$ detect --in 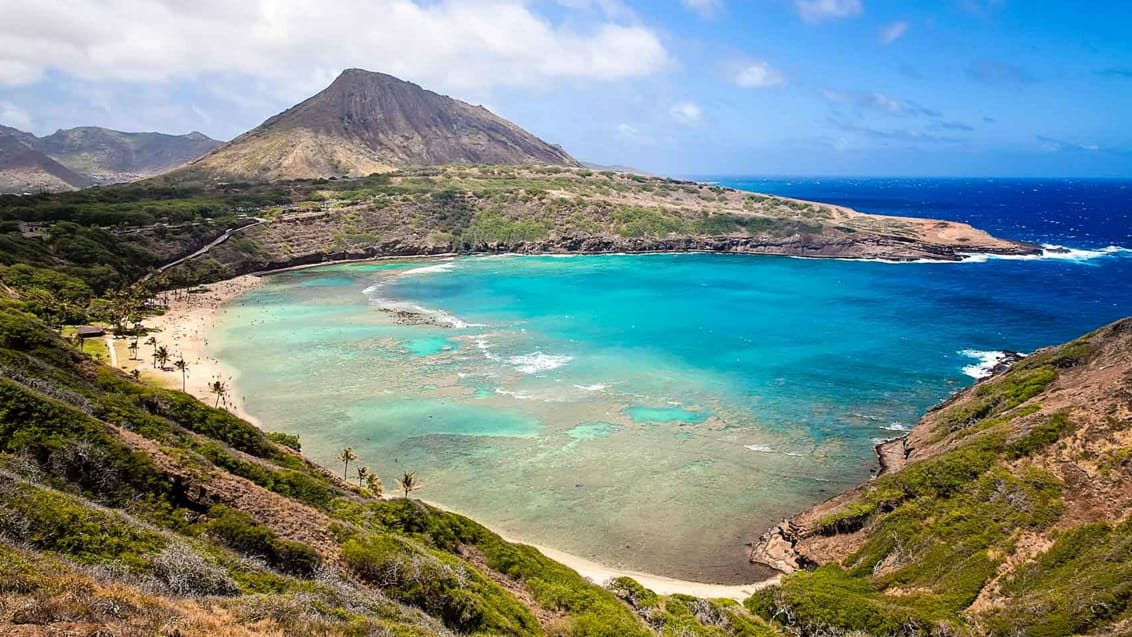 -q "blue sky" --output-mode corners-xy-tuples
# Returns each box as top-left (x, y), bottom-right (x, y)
(1, 0), (1130, 177)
